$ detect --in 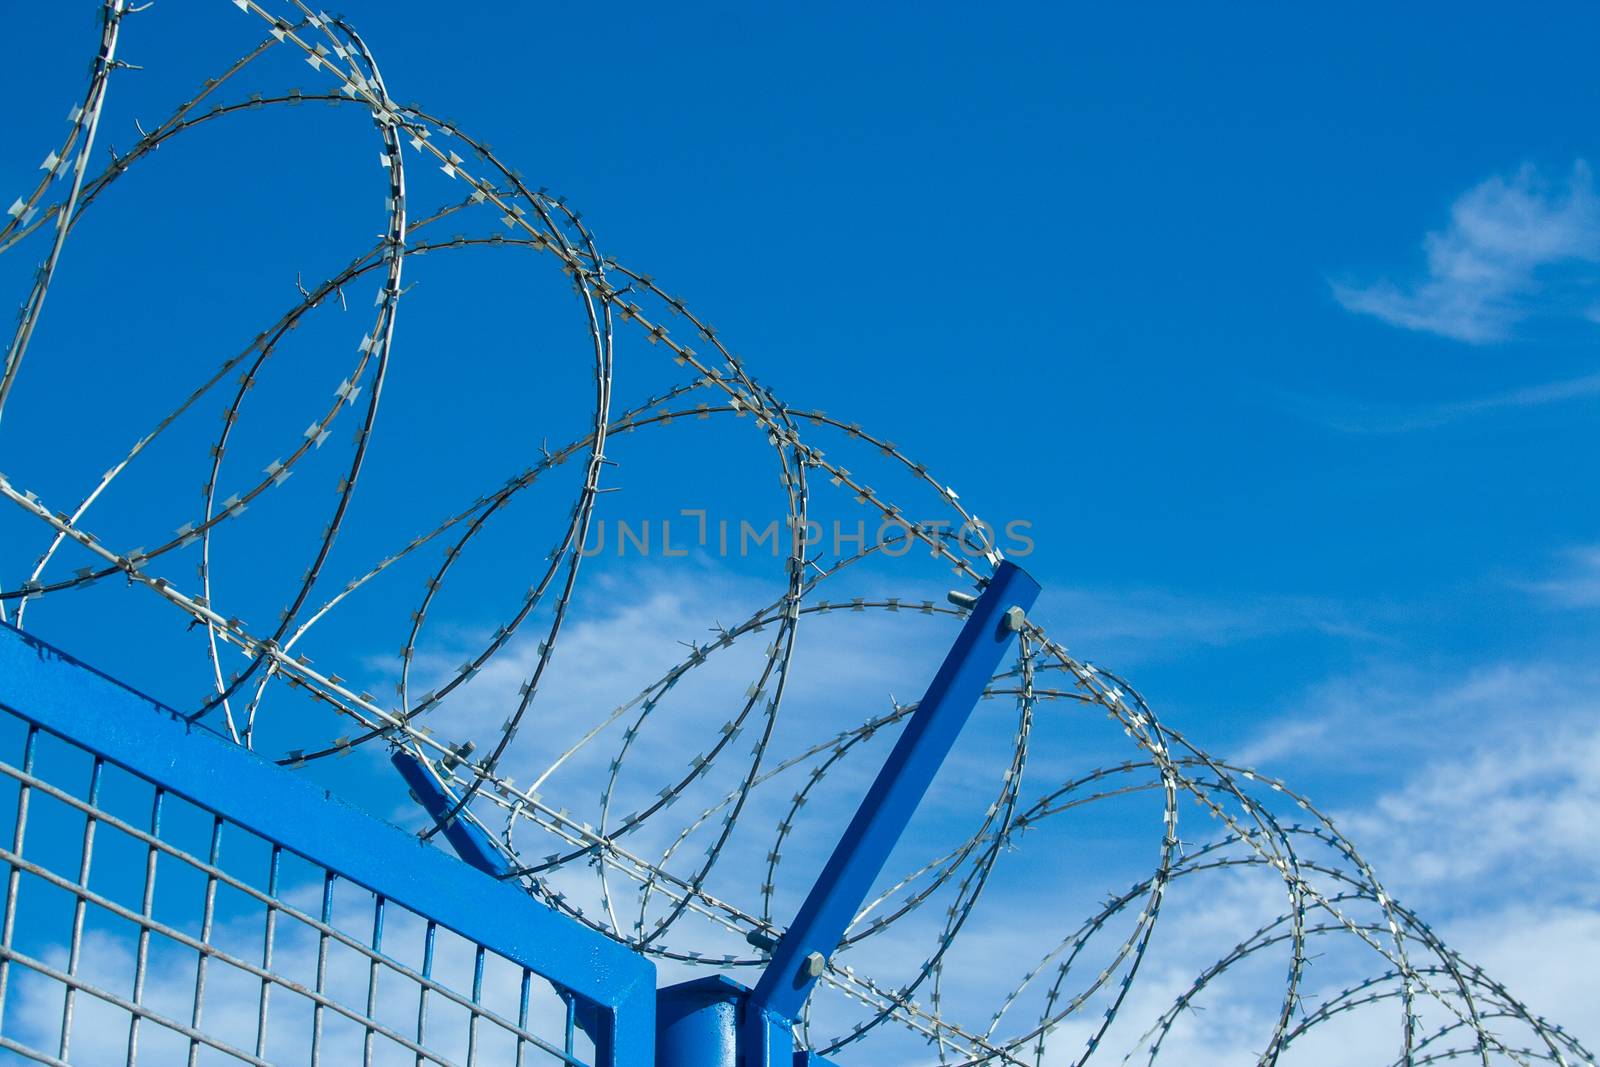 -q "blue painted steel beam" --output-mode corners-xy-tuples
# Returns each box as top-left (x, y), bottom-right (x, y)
(391, 749), (512, 877)
(744, 561), (1040, 1055)
(391, 748), (609, 1050)
(0, 623), (656, 1065)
